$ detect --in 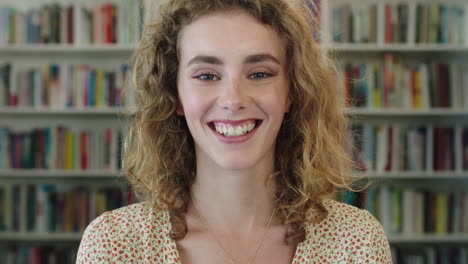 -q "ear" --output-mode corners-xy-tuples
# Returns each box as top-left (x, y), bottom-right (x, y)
(176, 103), (185, 116)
